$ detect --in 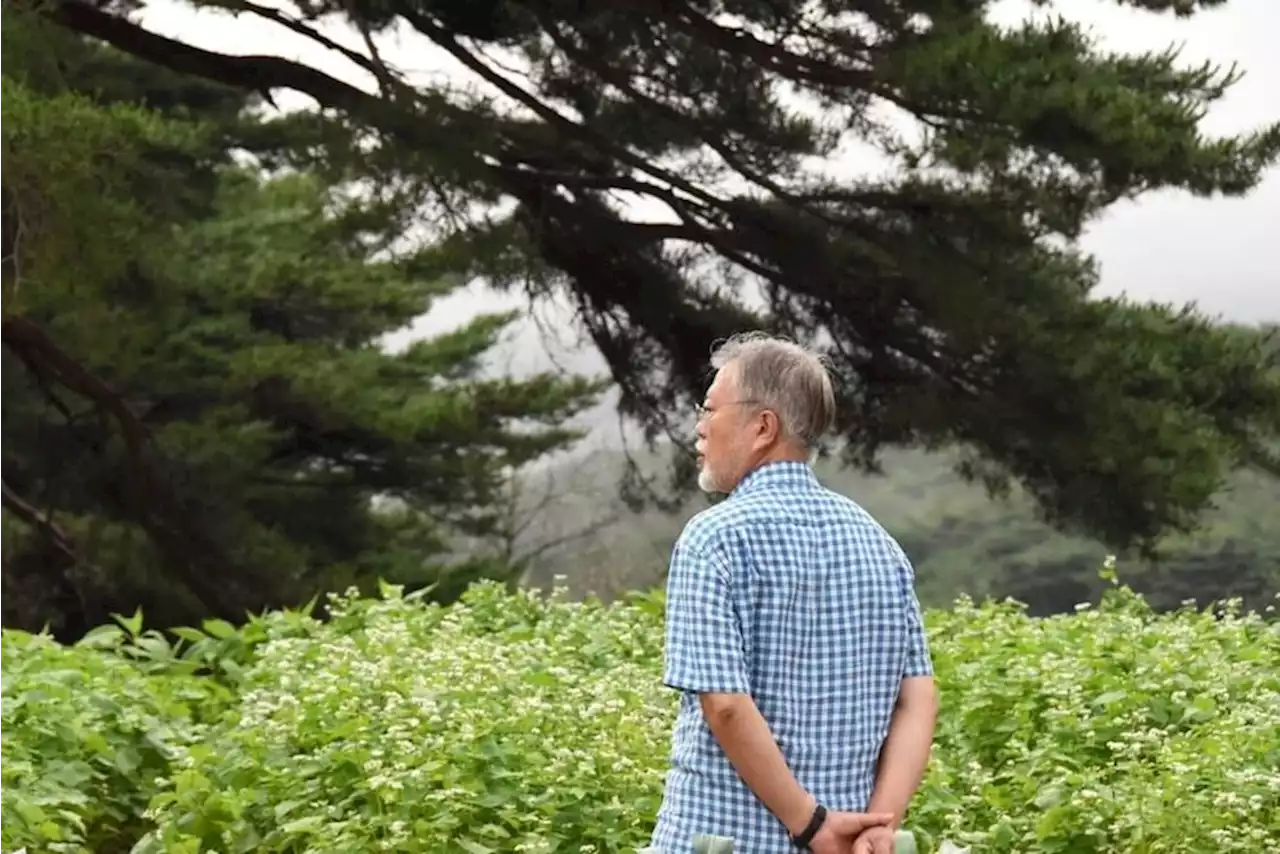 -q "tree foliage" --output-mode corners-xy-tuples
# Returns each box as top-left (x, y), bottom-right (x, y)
(28, 0), (1280, 557)
(1, 15), (604, 639)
